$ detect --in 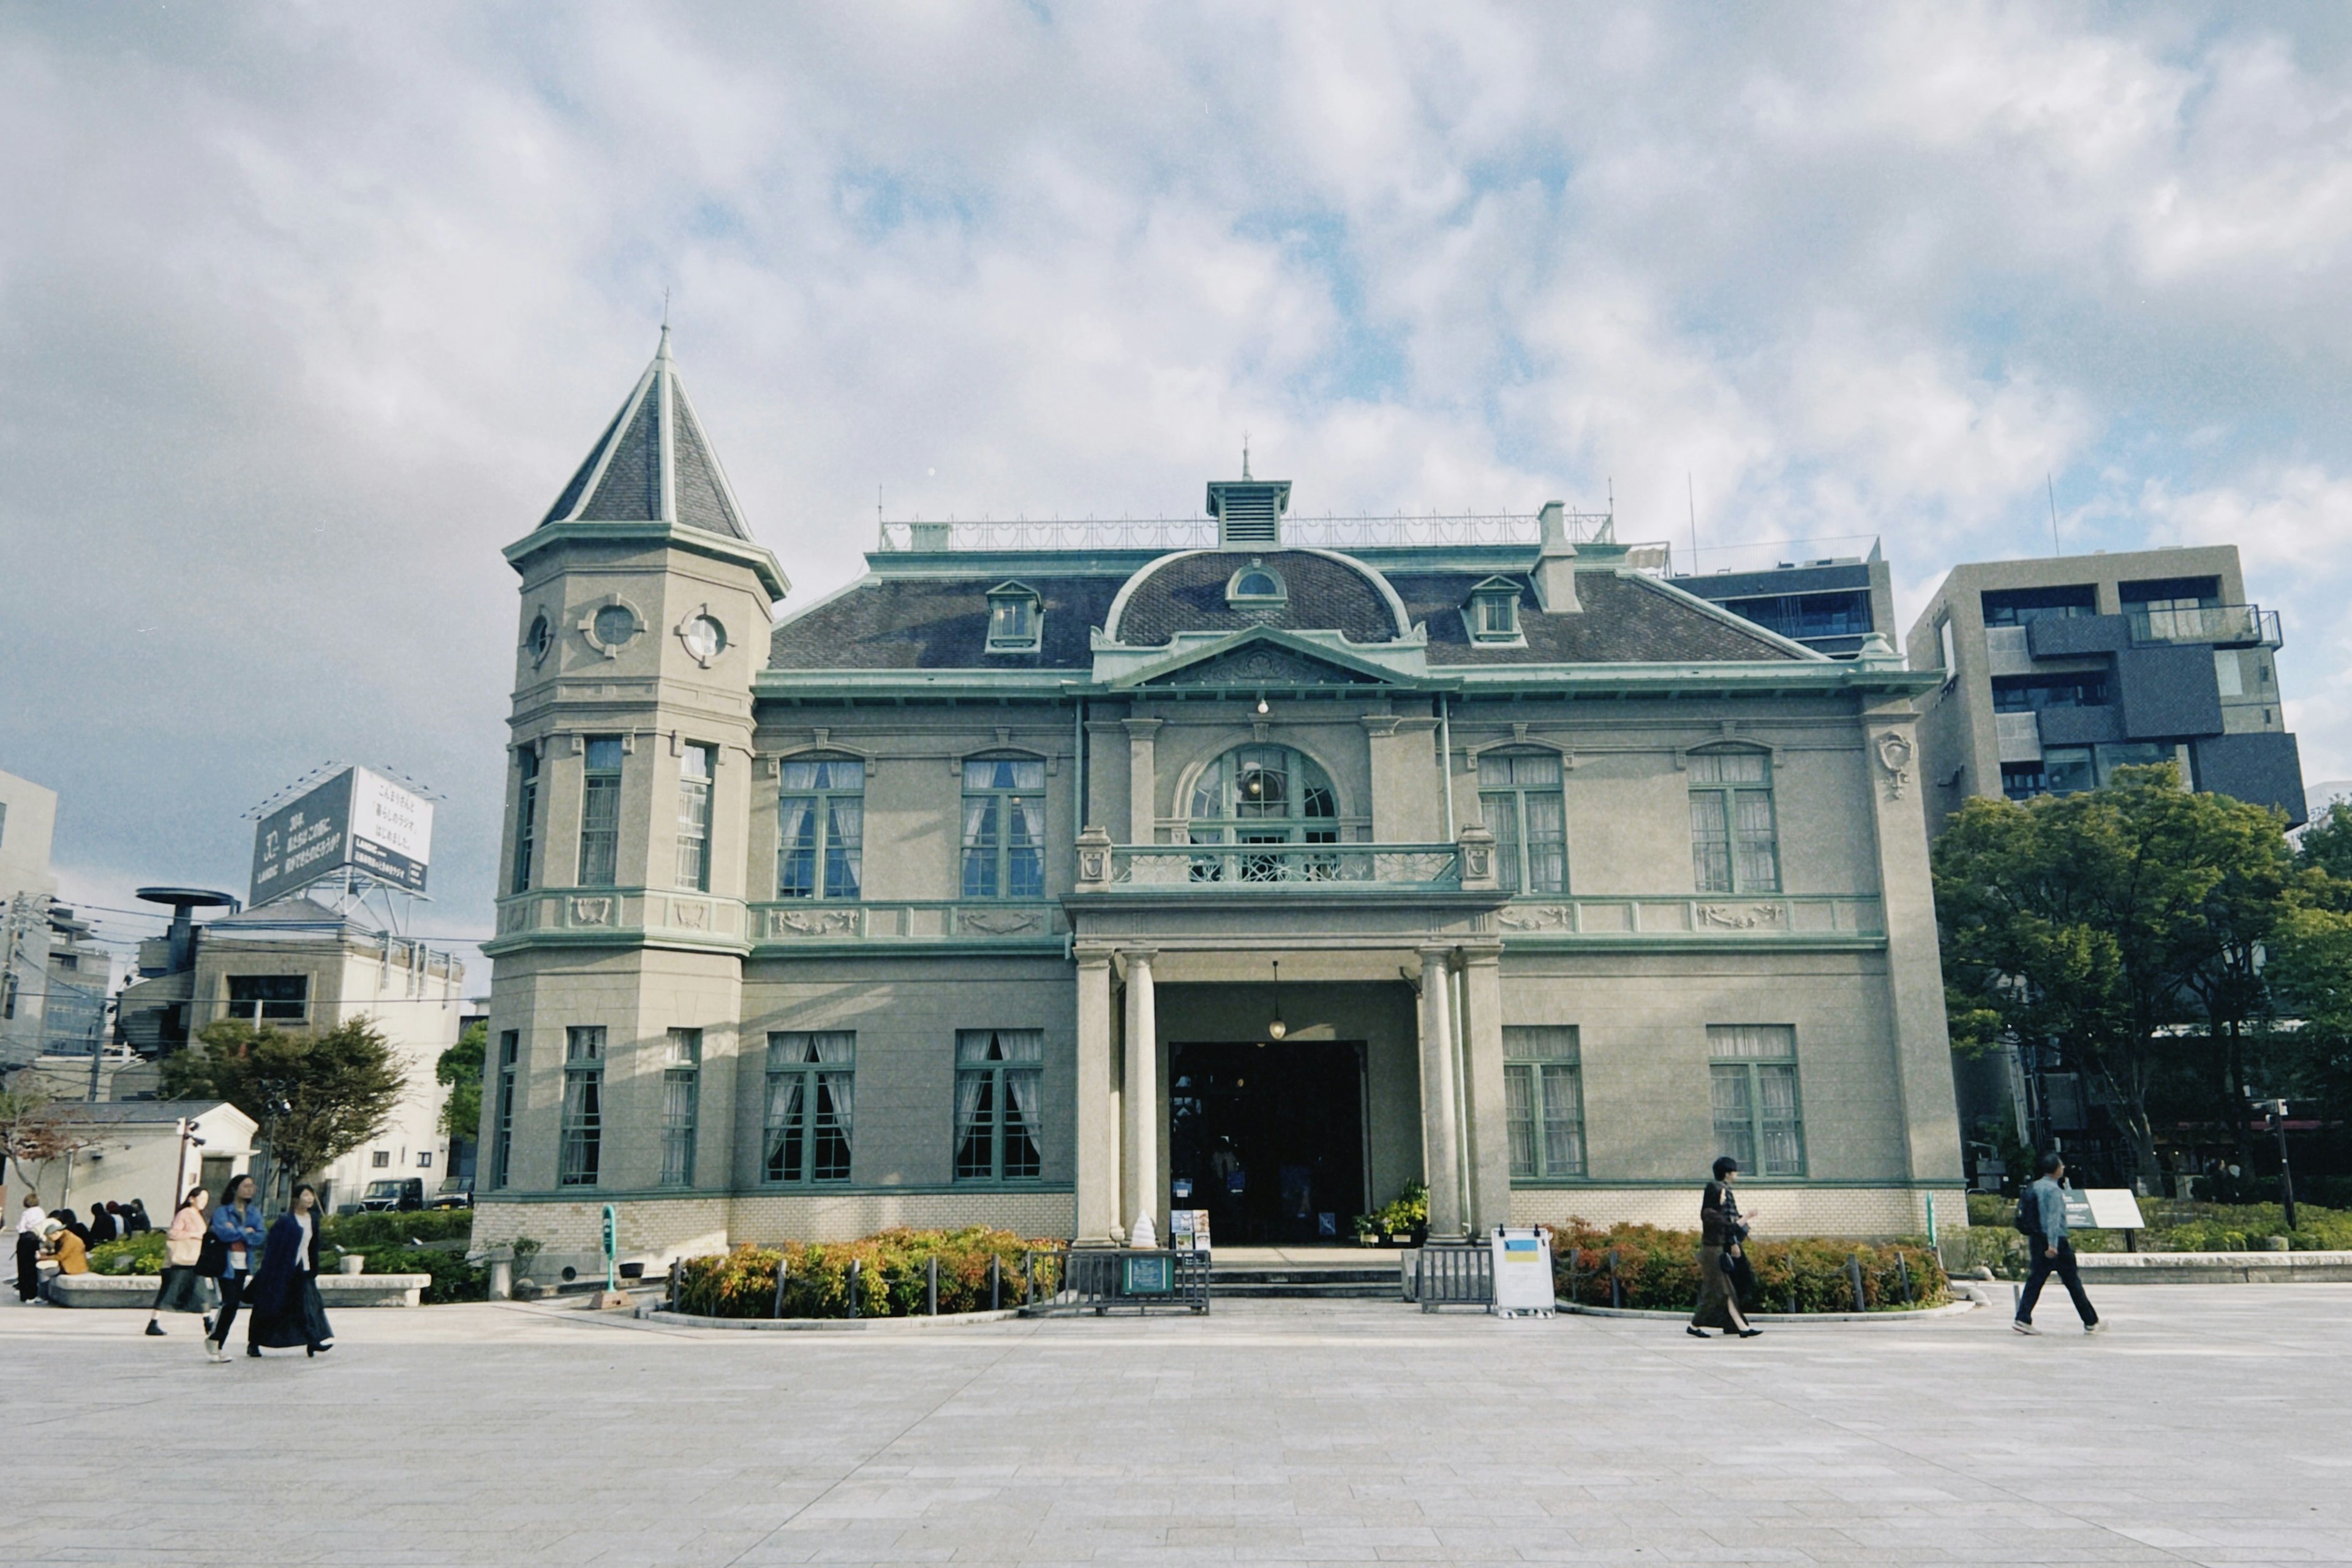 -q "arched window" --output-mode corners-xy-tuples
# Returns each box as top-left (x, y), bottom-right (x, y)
(1186, 744), (1338, 881)
(1687, 747), (1779, 894)
(778, 754), (864, 900)
(1225, 560), (1287, 607)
